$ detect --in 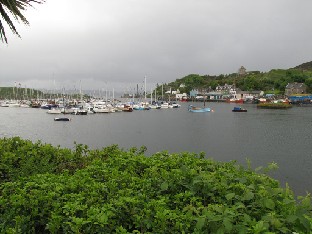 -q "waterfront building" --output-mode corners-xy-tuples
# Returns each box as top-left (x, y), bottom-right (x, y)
(285, 82), (307, 96)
